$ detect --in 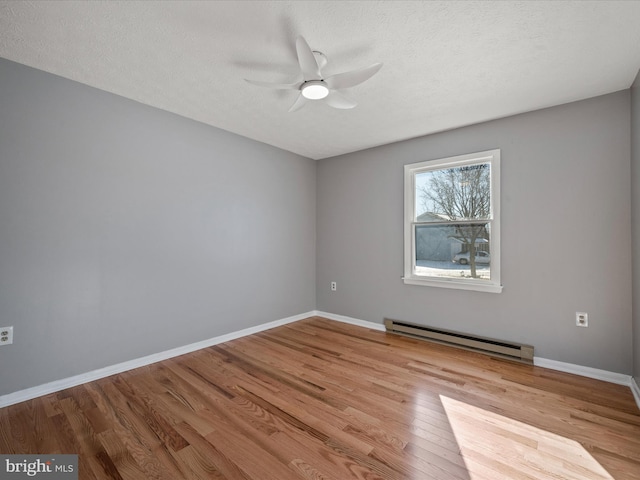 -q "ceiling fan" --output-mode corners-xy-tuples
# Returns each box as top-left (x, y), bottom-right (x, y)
(245, 36), (383, 112)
